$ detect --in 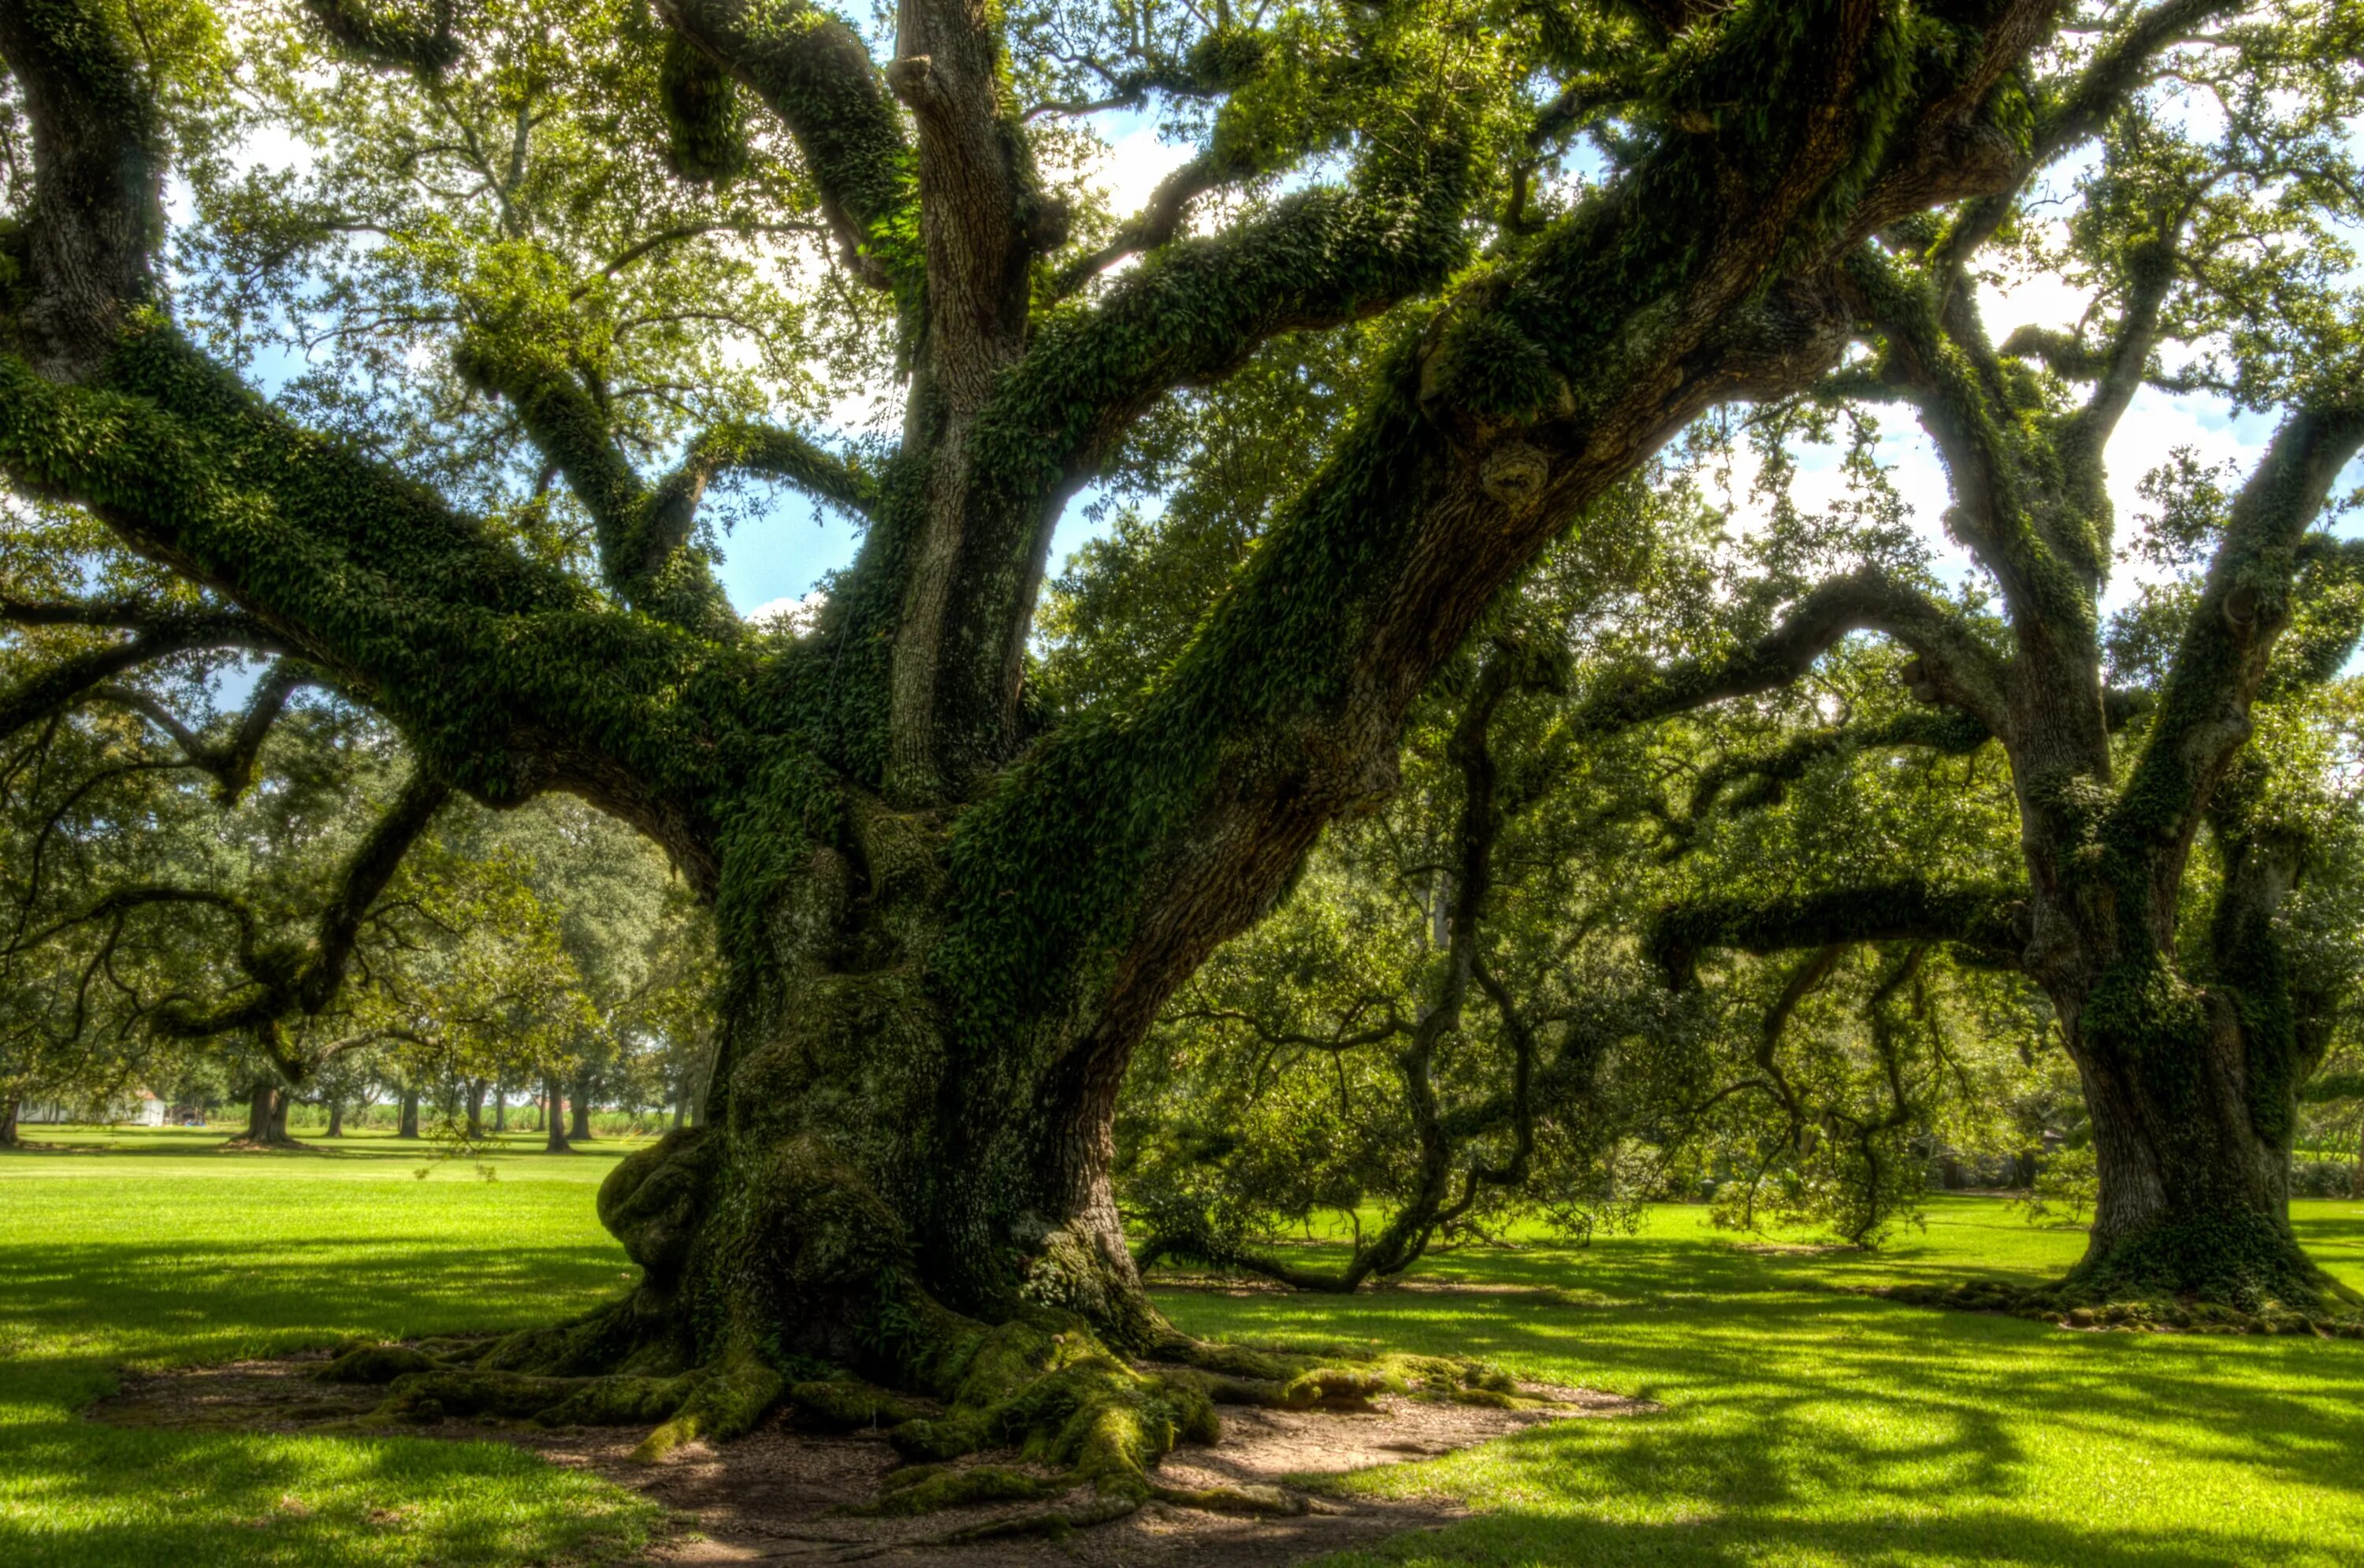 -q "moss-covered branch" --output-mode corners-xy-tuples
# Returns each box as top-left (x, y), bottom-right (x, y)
(924, 5), (2060, 1187)
(2301, 1072), (2364, 1104)
(297, 0), (463, 77)
(912, 158), (1478, 776)
(1650, 882), (2026, 988)
(451, 333), (738, 636)
(655, 0), (918, 300)
(0, 327), (741, 843)
(1842, 244), (2106, 635)
(2109, 399), (2364, 929)
(667, 421), (877, 522)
